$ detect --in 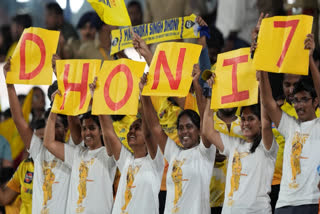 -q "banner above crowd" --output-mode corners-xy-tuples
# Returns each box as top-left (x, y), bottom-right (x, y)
(87, 0), (132, 26)
(253, 15), (313, 75)
(142, 42), (202, 97)
(211, 48), (258, 109)
(110, 14), (200, 55)
(92, 59), (145, 115)
(6, 27), (59, 85)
